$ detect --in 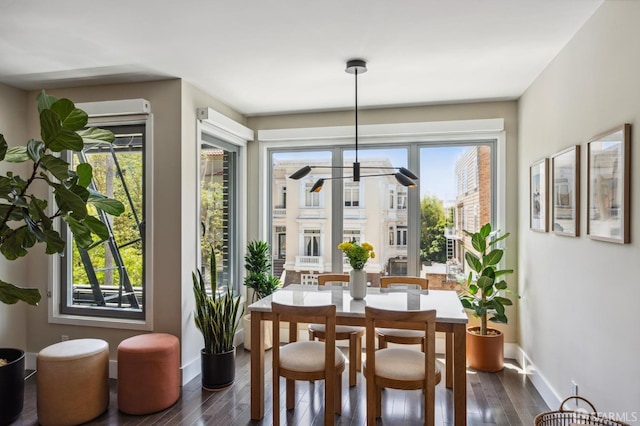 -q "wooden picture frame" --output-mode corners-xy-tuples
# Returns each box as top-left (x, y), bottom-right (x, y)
(530, 158), (548, 232)
(551, 145), (580, 237)
(586, 124), (631, 243)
